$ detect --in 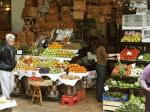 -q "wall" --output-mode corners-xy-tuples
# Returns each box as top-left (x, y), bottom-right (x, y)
(11, 0), (25, 32)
